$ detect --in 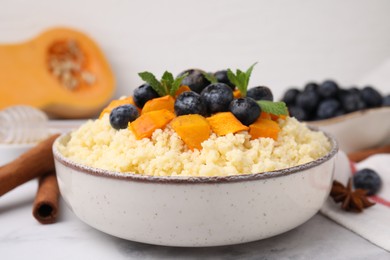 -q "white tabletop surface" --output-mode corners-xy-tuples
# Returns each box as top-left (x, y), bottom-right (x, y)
(1, 1), (390, 258)
(1, 179), (389, 260)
